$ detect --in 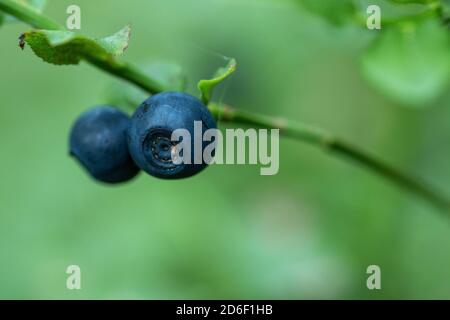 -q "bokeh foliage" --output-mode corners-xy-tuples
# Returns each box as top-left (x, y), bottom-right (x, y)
(0, 0), (449, 299)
